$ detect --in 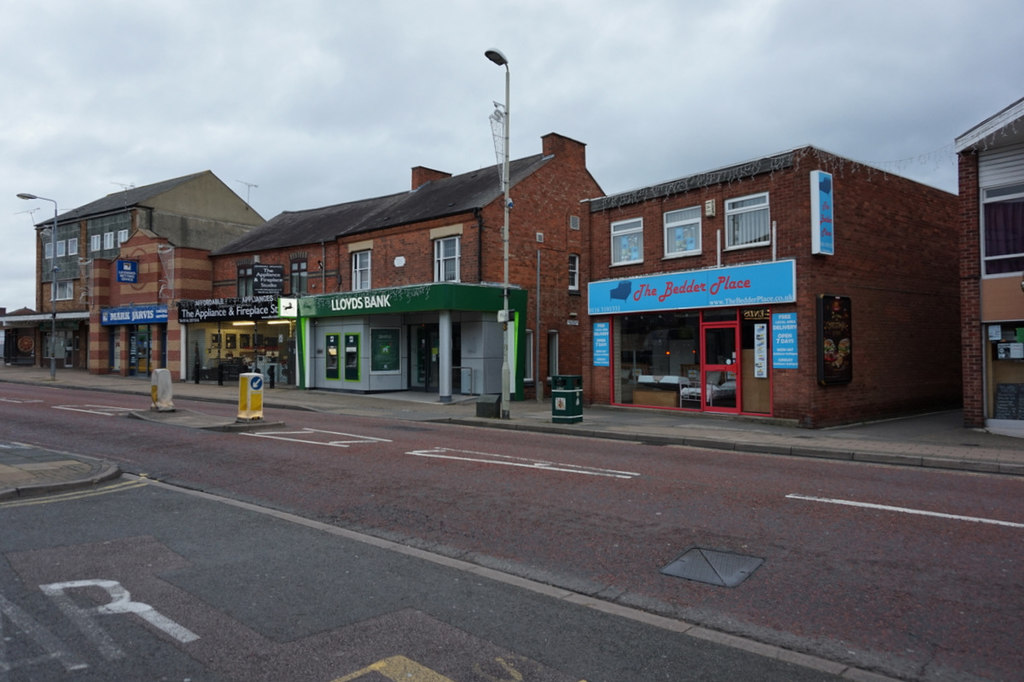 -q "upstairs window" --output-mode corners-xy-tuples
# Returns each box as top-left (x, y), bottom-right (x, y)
(237, 264), (254, 297)
(54, 280), (74, 301)
(568, 254), (580, 291)
(90, 234), (102, 254)
(67, 237), (78, 256)
(664, 206), (701, 257)
(290, 258), (308, 295)
(117, 228), (129, 246)
(352, 251), (371, 291)
(725, 193), (770, 249)
(983, 183), (1024, 275)
(434, 236), (460, 282)
(611, 218), (643, 265)
(103, 231), (115, 250)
